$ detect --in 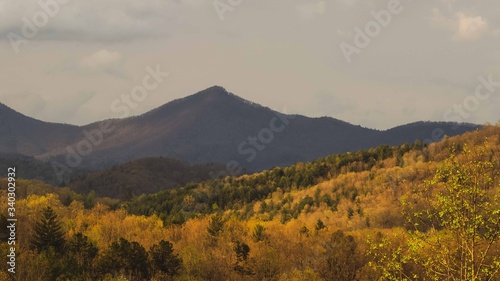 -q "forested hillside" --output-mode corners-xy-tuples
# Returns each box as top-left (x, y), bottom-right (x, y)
(1, 125), (499, 280)
(68, 157), (226, 199)
(0, 154), (87, 185)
